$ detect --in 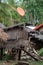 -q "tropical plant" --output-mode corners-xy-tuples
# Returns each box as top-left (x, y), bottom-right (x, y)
(0, 0), (21, 26)
(0, 0), (43, 26)
(22, 0), (43, 25)
(0, 2), (13, 26)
